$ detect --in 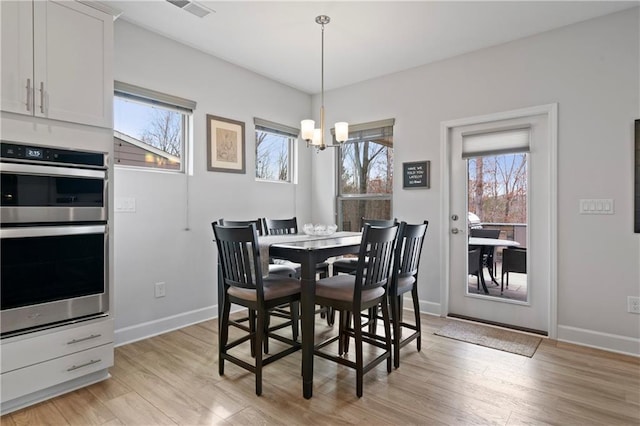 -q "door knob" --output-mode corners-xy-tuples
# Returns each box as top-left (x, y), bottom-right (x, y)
(451, 228), (462, 234)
